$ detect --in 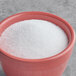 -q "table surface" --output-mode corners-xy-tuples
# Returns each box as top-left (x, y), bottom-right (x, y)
(0, 0), (76, 76)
